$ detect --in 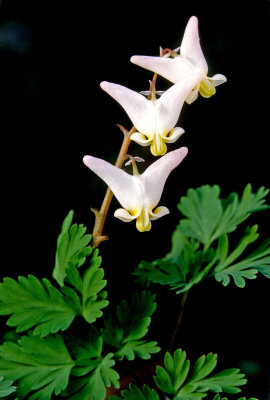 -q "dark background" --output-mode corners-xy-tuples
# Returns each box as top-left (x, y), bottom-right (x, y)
(0, 0), (269, 398)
